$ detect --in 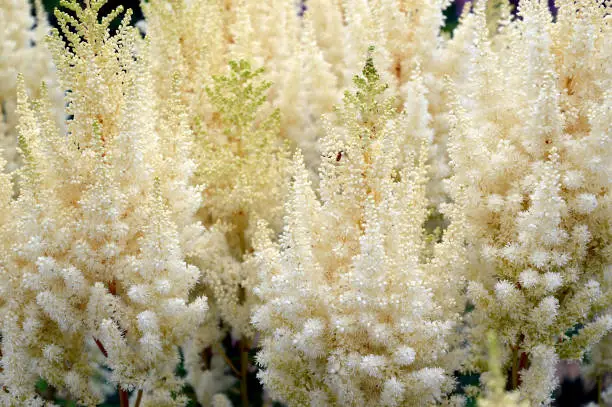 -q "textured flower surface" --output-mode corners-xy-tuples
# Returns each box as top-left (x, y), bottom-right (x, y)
(445, 0), (611, 404)
(0, 0), (62, 173)
(0, 1), (206, 404)
(252, 54), (467, 407)
(0, 0), (610, 406)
